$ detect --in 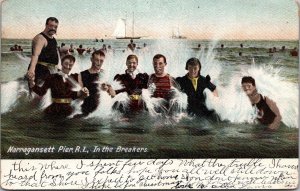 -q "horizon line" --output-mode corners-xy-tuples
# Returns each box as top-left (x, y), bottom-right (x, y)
(1, 37), (298, 41)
